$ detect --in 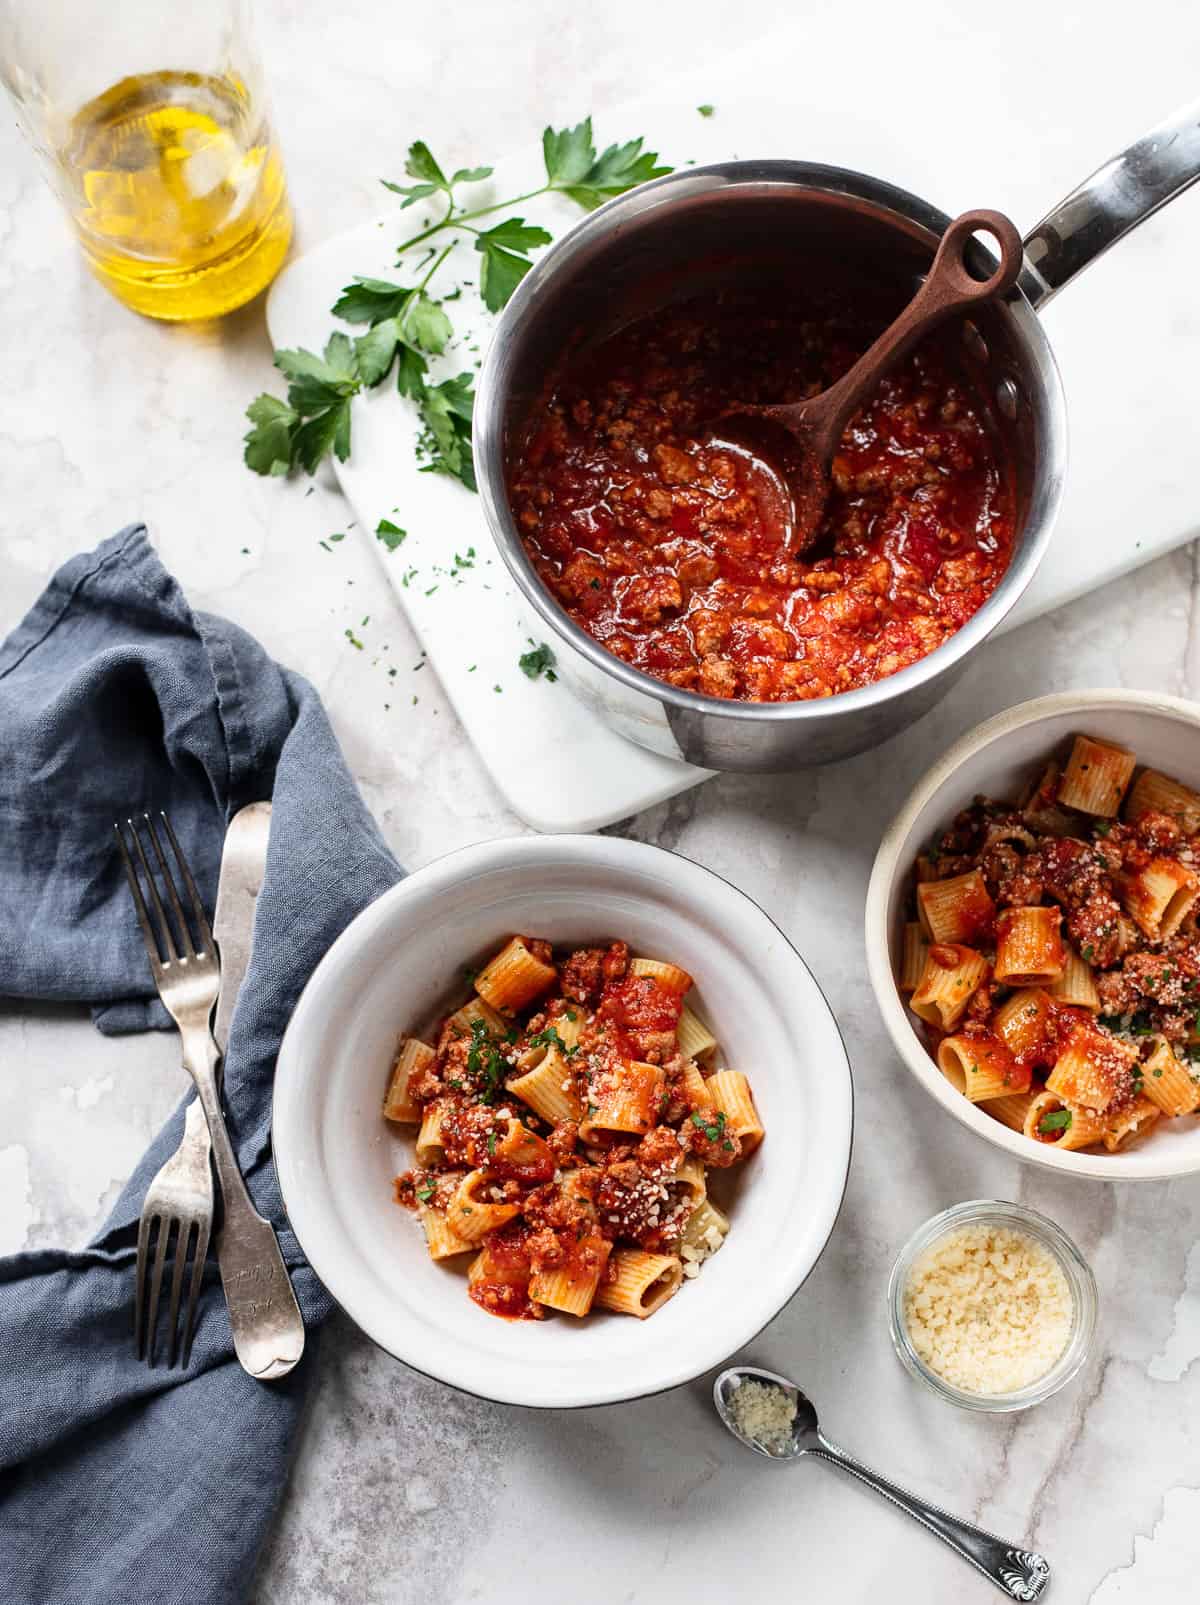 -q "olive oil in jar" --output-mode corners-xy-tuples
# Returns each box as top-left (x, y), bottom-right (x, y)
(60, 70), (291, 320)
